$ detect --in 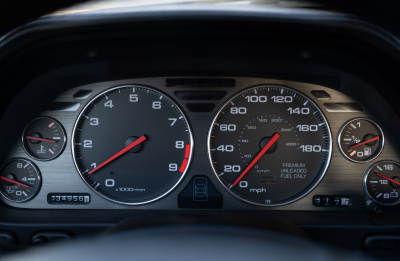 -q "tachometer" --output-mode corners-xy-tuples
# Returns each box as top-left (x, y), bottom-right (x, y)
(208, 85), (332, 206)
(72, 85), (193, 205)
